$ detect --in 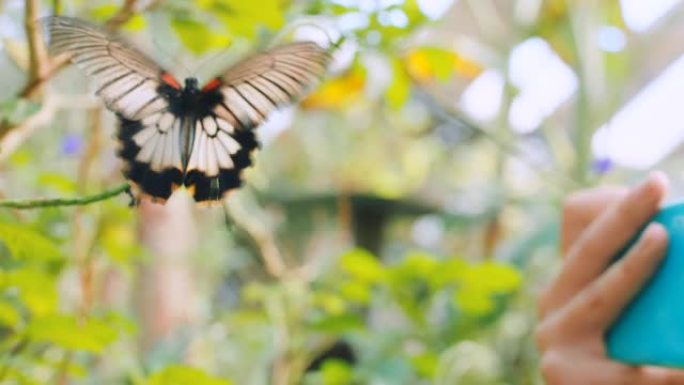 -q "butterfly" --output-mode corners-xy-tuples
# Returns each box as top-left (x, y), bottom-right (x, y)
(45, 16), (331, 203)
